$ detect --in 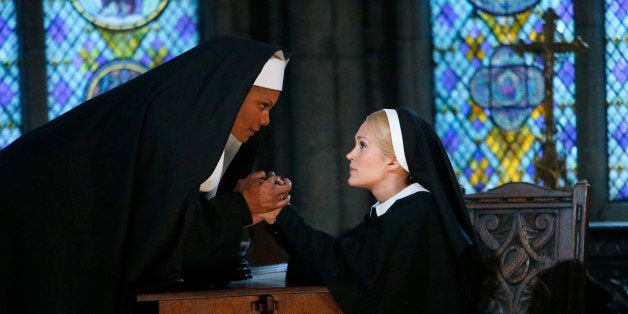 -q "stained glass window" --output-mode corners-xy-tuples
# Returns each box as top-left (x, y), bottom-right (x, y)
(44, 0), (199, 120)
(430, 0), (576, 193)
(605, 0), (628, 201)
(0, 0), (20, 148)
